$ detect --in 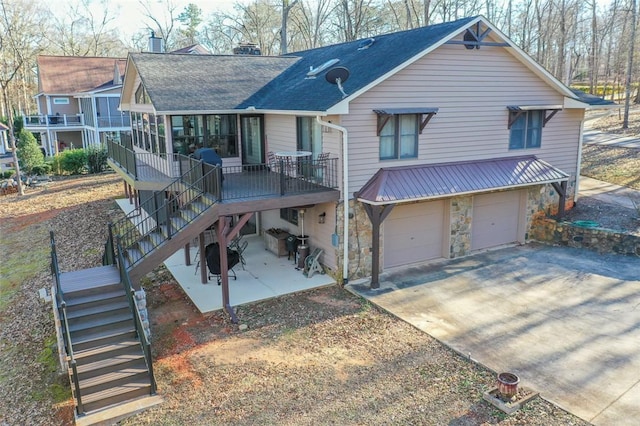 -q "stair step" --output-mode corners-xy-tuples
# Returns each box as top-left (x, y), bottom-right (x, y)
(67, 299), (130, 322)
(75, 339), (141, 366)
(126, 247), (144, 265)
(137, 239), (155, 255)
(147, 232), (165, 247)
(75, 352), (146, 381)
(70, 313), (134, 340)
(72, 327), (137, 352)
(189, 201), (209, 214)
(200, 193), (216, 205)
(65, 289), (126, 310)
(79, 363), (149, 395)
(180, 208), (198, 222)
(170, 216), (187, 231)
(81, 380), (151, 413)
(60, 265), (120, 296)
